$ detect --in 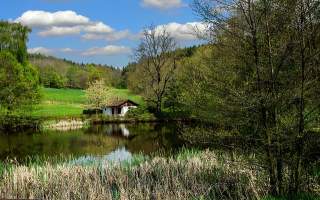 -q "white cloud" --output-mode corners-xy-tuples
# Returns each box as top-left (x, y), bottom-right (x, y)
(154, 22), (206, 40)
(82, 30), (134, 41)
(38, 26), (81, 36)
(28, 47), (54, 55)
(28, 47), (78, 55)
(60, 48), (74, 53)
(83, 22), (113, 33)
(16, 10), (90, 27)
(141, 0), (184, 9)
(28, 46), (131, 56)
(15, 10), (125, 38)
(82, 45), (132, 56)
